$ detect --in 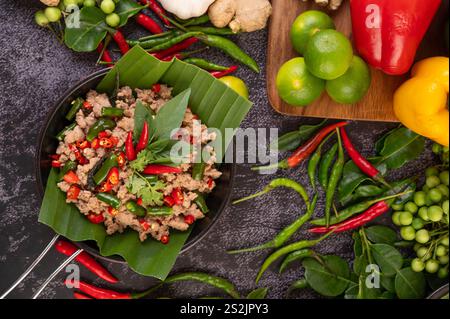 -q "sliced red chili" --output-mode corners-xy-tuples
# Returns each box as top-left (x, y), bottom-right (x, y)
(107, 167), (120, 186)
(152, 83), (161, 93)
(76, 140), (91, 150)
(98, 131), (110, 139)
(137, 198), (143, 206)
(108, 206), (118, 216)
(83, 101), (93, 110)
(51, 160), (62, 168)
(67, 185), (80, 200)
(98, 181), (113, 193)
(87, 213), (105, 224)
(207, 178), (214, 189)
(164, 196), (175, 207)
(91, 138), (100, 149)
(184, 215), (195, 225)
(160, 235), (170, 245)
(171, 188), (184, 205)
(64, 171), (79, 184)
(99, 137), (114, 148)
(117, 152), (126, 168)
(139, 219), (150, 231)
